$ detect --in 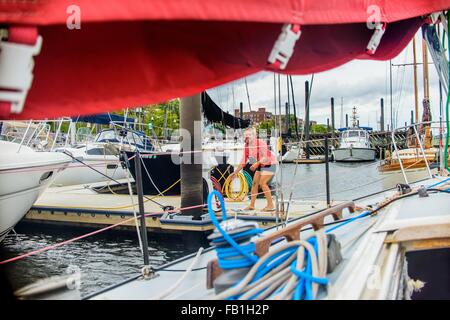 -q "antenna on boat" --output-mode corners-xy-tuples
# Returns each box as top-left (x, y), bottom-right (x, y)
(351, 106), (358, 128)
